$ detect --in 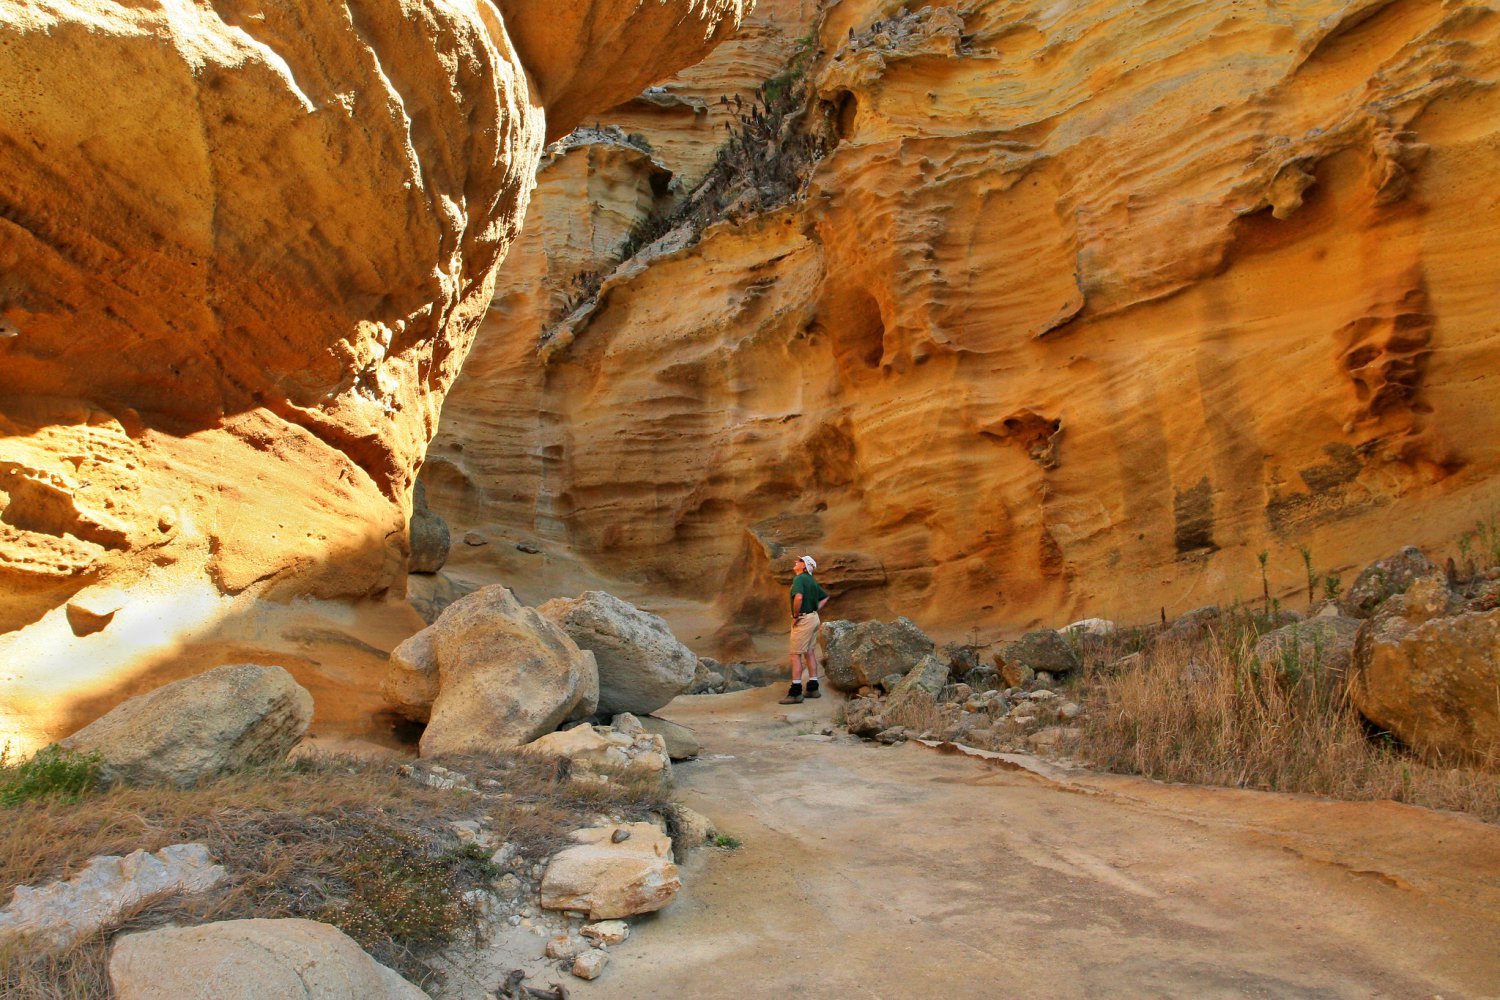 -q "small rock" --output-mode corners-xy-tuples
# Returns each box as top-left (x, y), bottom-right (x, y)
(540, 823), (680, 919)
(671, 806), (715, 849)
(462, 530), (488, 546)
(611, 828), (631, 844)
(572, 948), (609, 981)
(1058, 702), (1081, 720)
(875, 727), (908, 745)
(546, 933), (589, 960)
(611, 712), (646, 736)
(516, 540), (541, 554)
(581, 920), (630, 946)
(1063, 617), (1118, 638)
(999, 661), (1034, 689)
